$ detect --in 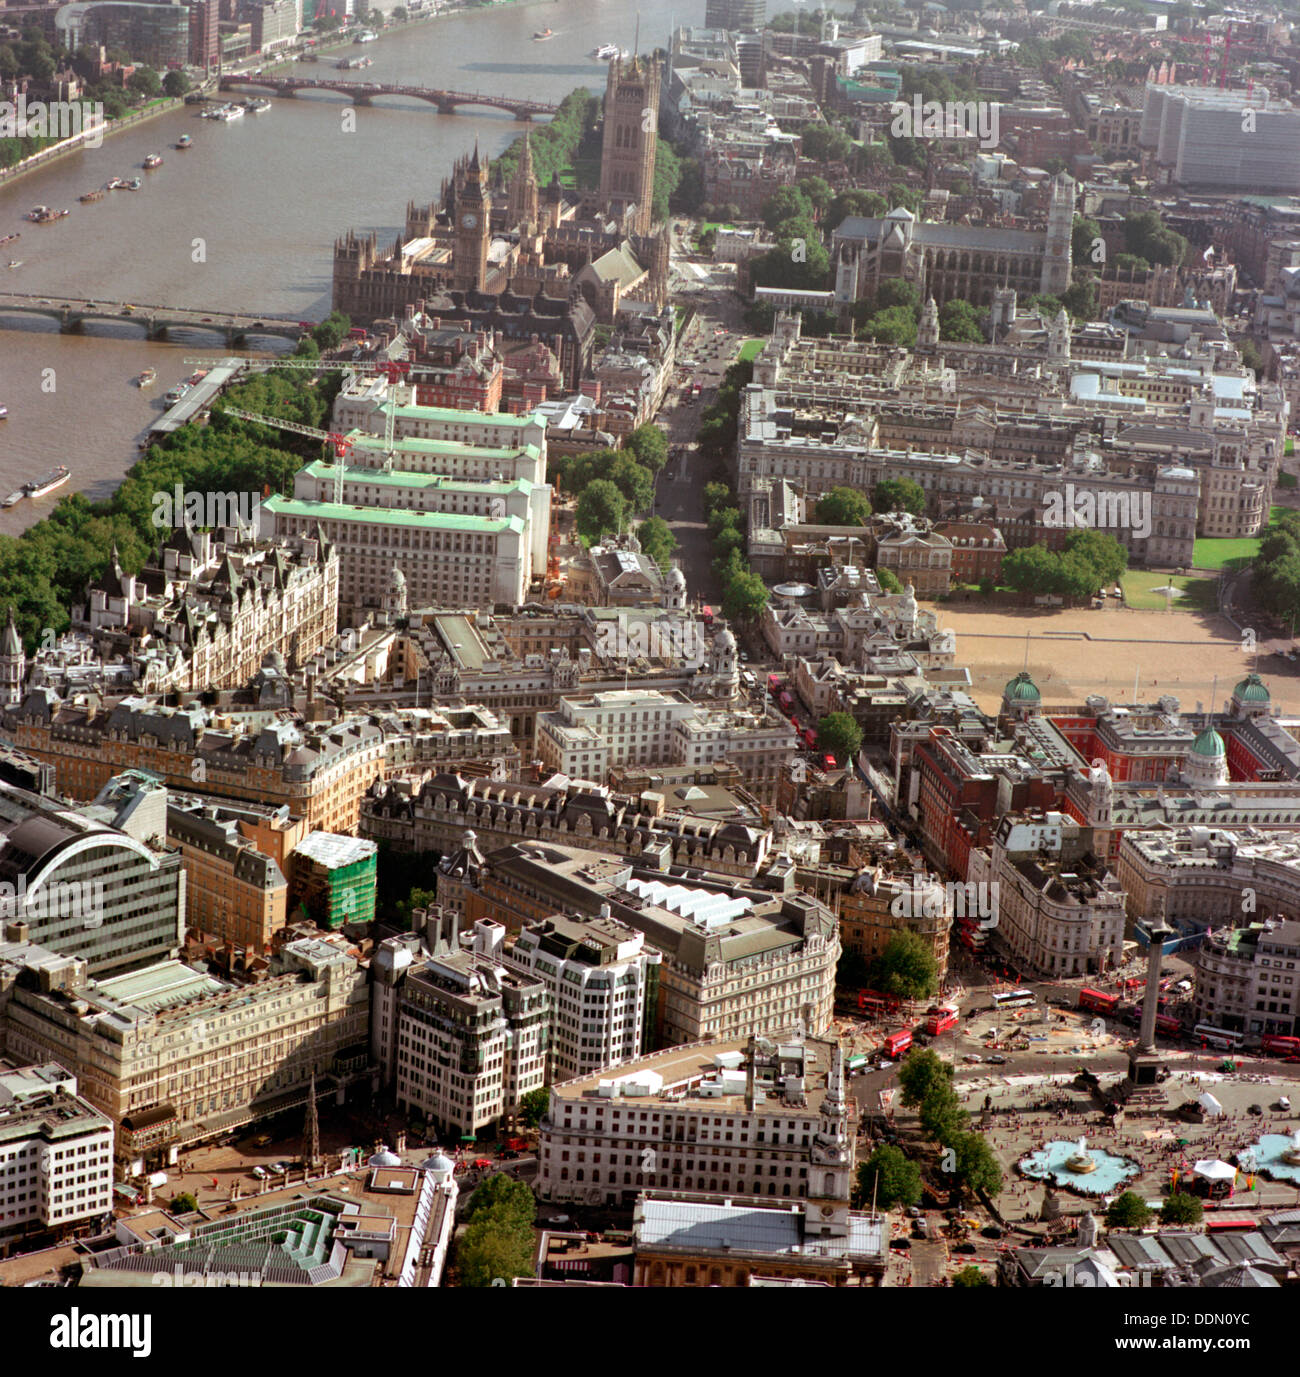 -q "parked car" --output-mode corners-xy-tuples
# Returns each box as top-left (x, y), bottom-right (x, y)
(1279, 1096), (1292, 1111)
(251, 1166), (268, 1179)
(270, 1161), (291, 1174)
(500, 1148), (520, 1160)
(987, 1054), (1008, 1065)
(963, 1053), (982, 1063)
